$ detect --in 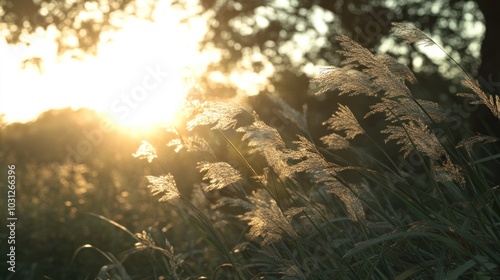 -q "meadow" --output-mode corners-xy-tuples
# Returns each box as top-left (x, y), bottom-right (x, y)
(2, 23), (500, 279)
